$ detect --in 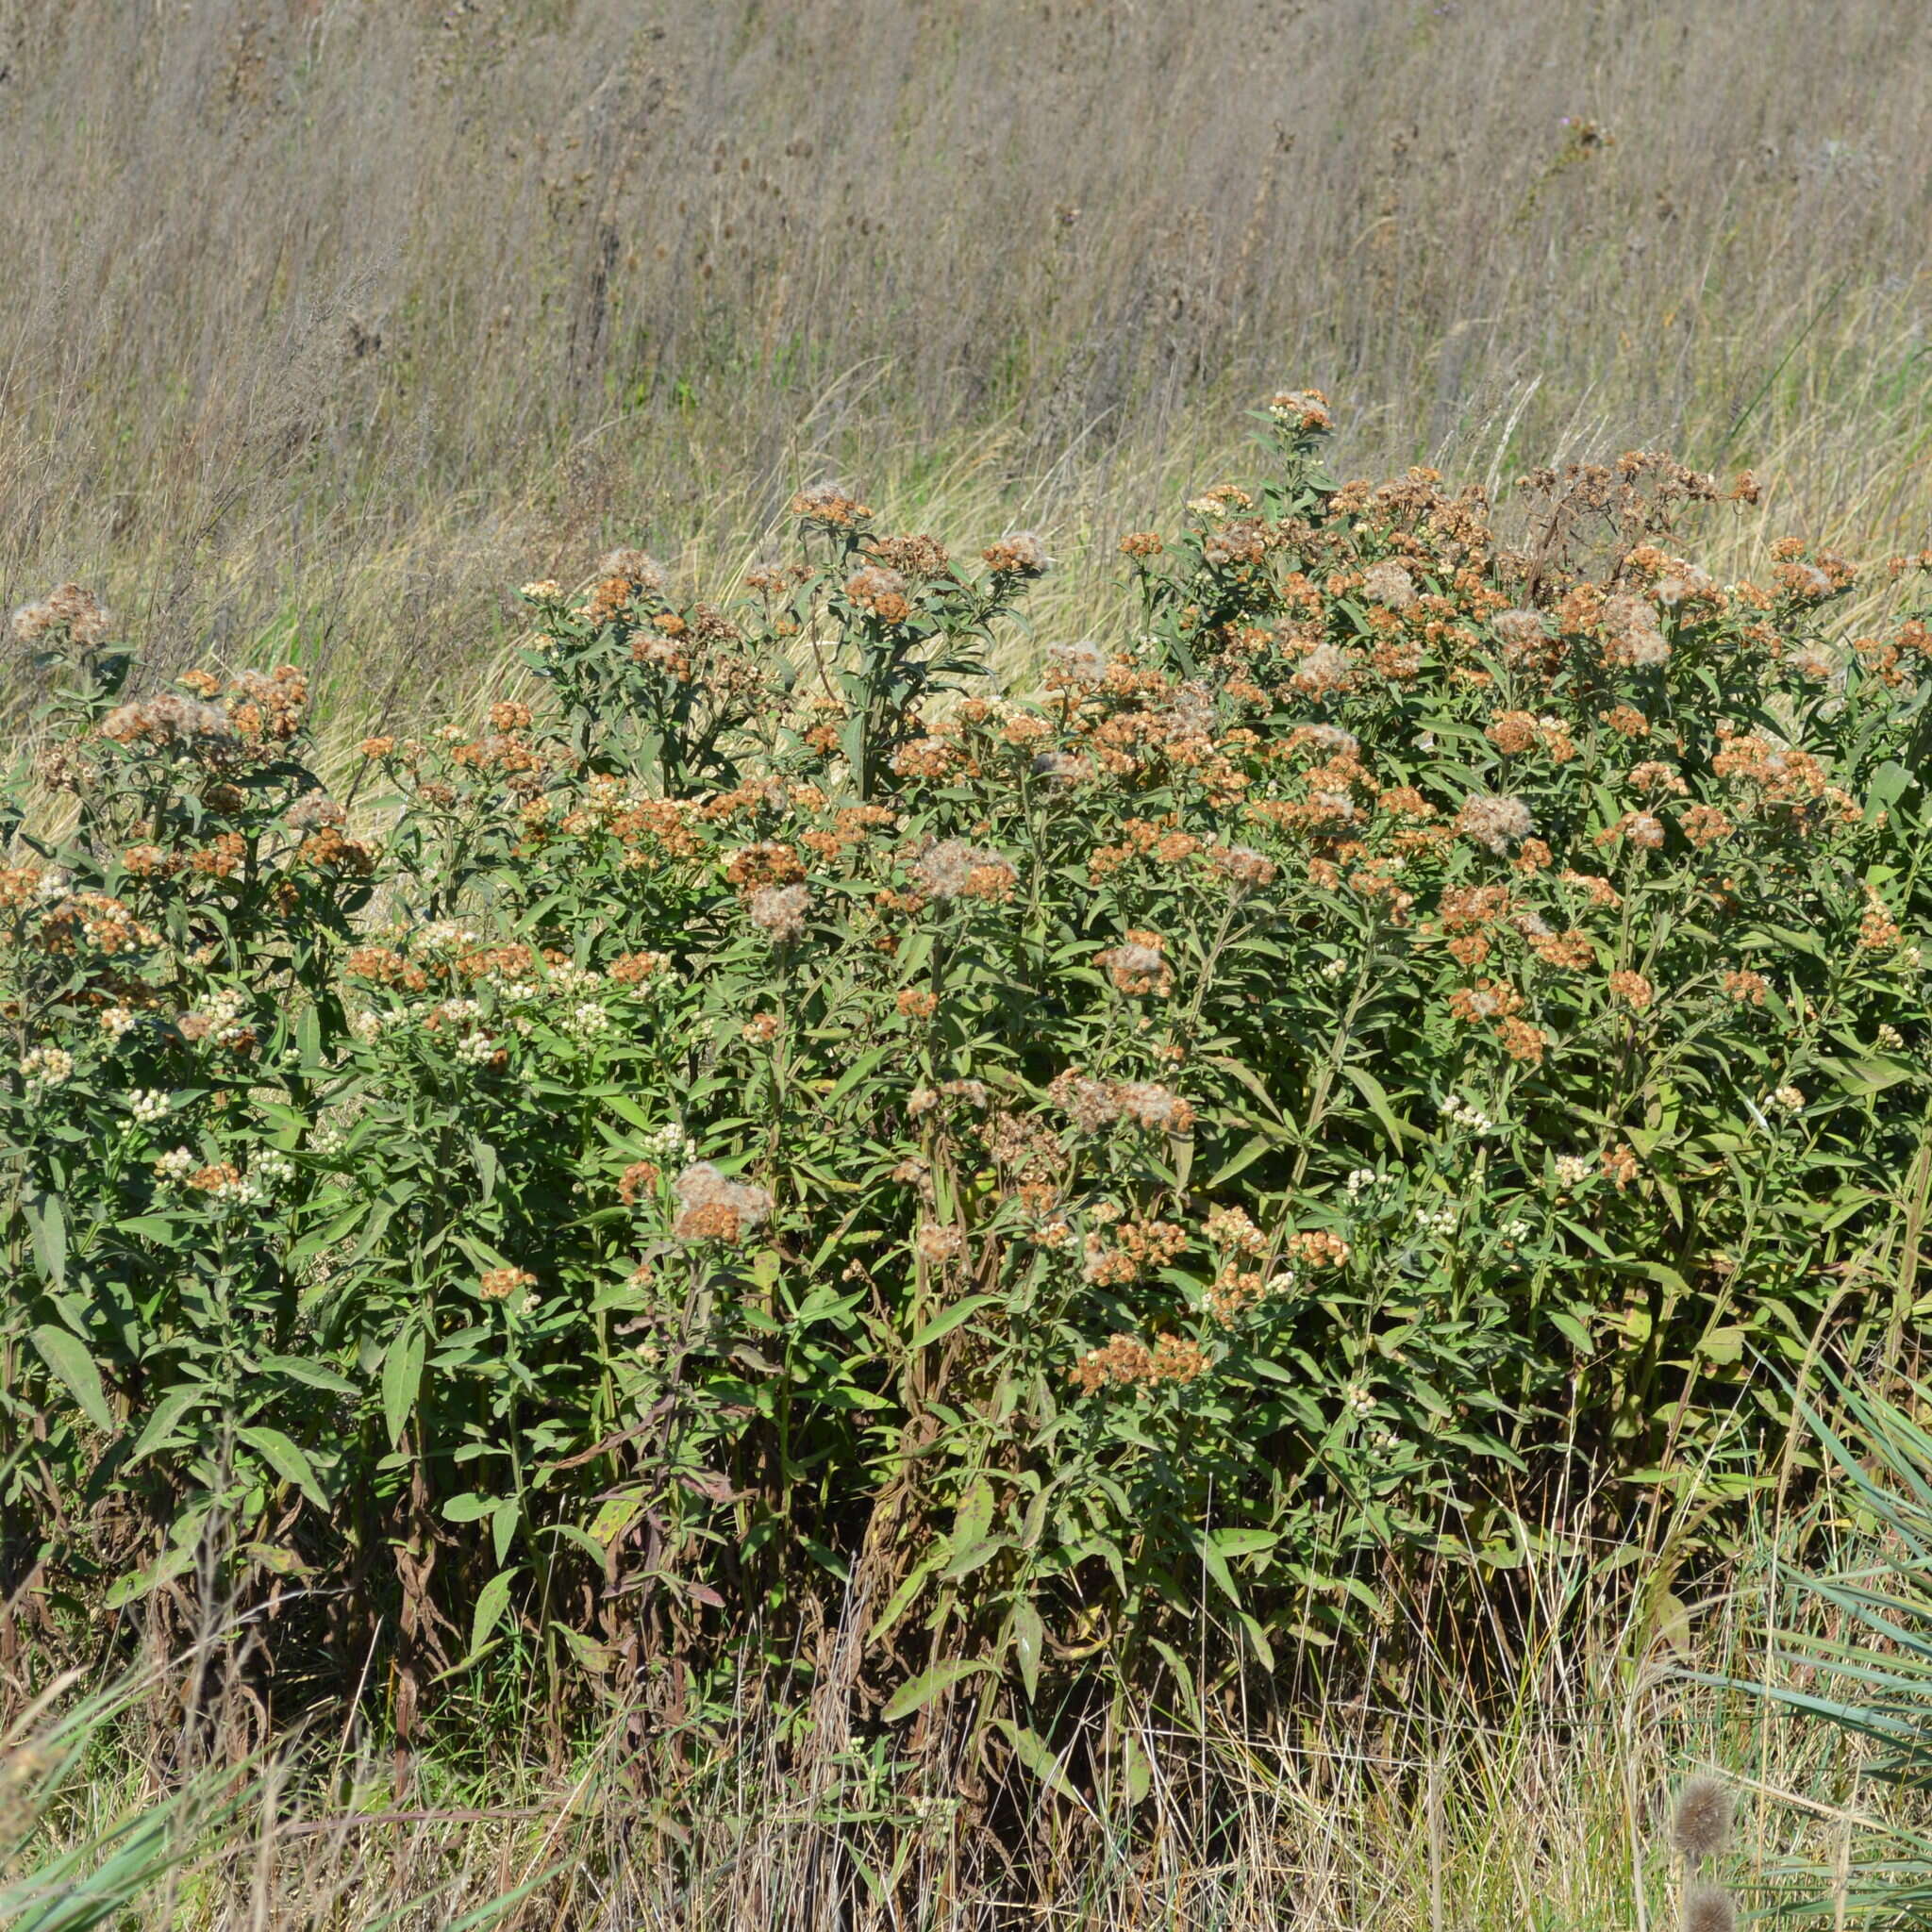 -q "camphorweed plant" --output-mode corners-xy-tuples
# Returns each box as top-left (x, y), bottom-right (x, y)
(4, 396), (1932, 1787)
